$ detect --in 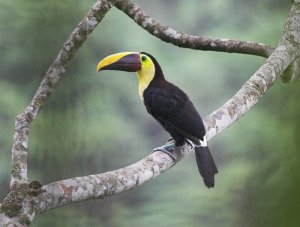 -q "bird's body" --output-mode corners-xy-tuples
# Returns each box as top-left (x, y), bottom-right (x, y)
(97, 52), (218, 188)
(144, 74), (204, 146)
